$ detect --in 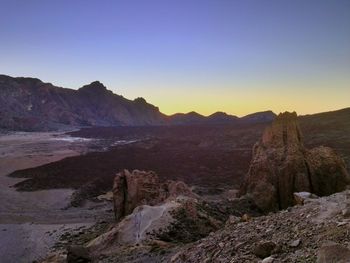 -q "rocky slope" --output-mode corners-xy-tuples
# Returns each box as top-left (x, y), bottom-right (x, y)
(240, 112), (350, 212)
(41, 187), (350, 263)
(0, 75), (164, 131)
(171, 190), (350, 263)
